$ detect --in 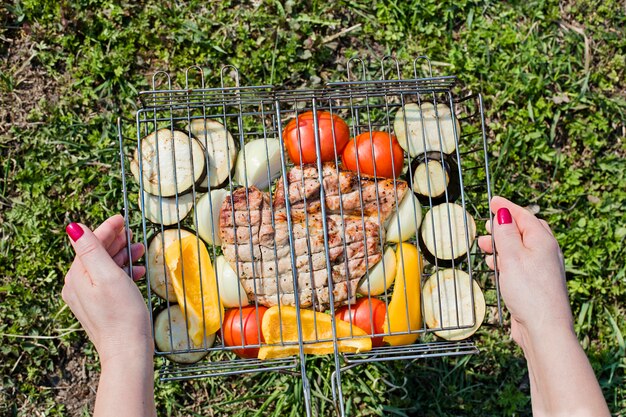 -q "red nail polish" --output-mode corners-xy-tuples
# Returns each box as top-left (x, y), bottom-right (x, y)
(497, 208), (512, 225)
(66, 223), (84, 242)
